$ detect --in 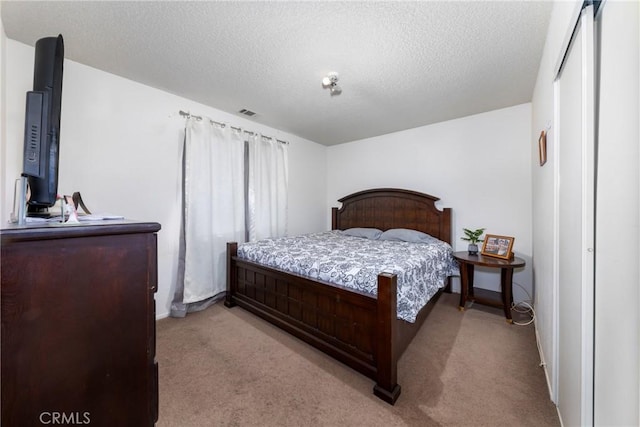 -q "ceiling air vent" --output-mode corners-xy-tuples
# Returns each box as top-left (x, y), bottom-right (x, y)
(238, 108), (257, 117)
